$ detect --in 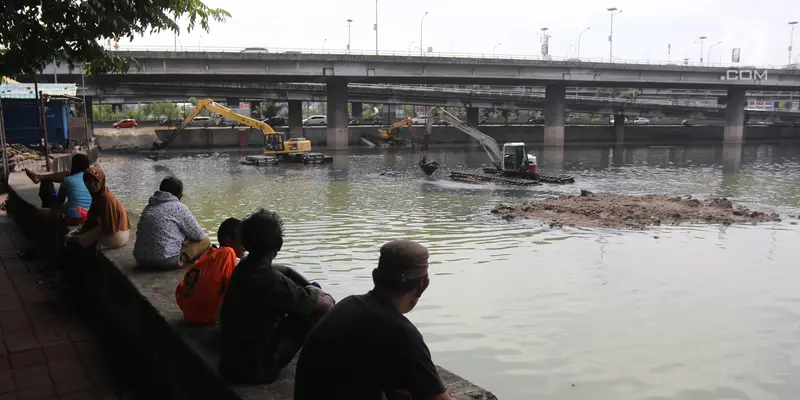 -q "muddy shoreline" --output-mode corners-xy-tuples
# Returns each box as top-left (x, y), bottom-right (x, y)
(492, 191), (782, 229)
